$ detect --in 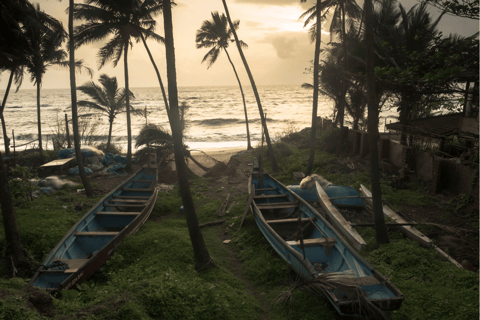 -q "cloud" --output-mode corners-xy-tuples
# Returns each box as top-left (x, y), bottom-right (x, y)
(245, 21), (263, 28)
(266, 32), (313, 60)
